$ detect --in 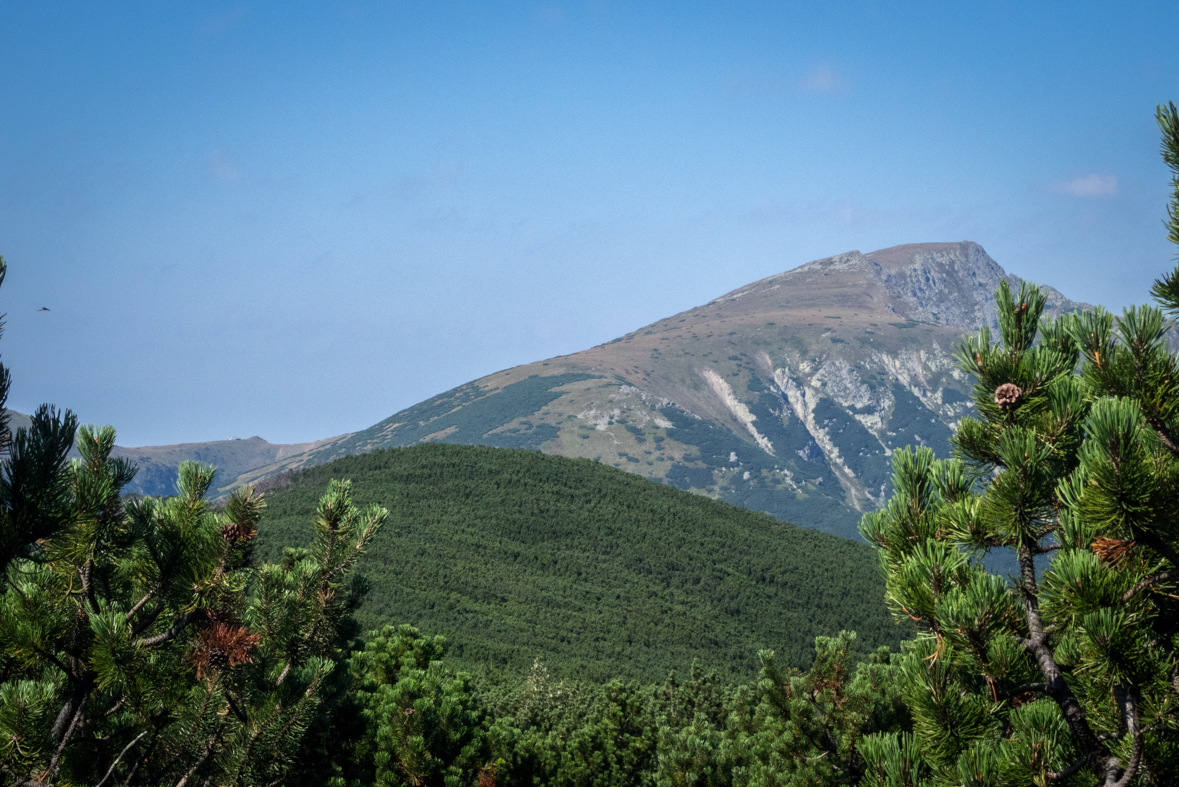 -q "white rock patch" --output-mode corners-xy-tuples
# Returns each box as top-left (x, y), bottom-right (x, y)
(700, 368), (775, 455)
(763, 354), (877, 512)
(811, 359), (873, 409)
